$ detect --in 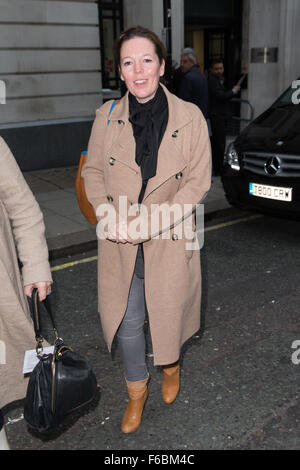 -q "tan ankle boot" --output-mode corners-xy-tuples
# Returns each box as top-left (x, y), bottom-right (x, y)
(162, 362), (180, 404)
(121, 375), (149, 433)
